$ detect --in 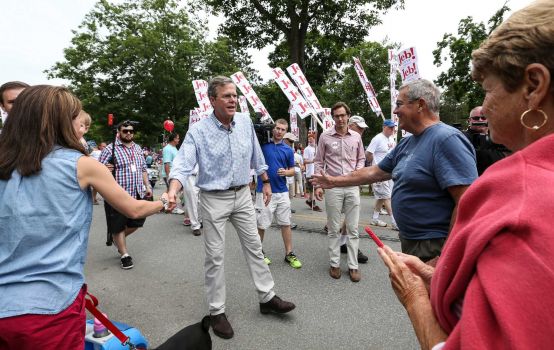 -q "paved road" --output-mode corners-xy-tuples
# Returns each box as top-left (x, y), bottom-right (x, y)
(84, 186), (419, 349)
